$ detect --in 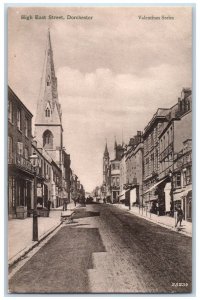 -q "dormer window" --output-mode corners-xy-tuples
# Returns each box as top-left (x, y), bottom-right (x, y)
(45, 107), (50, 117)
